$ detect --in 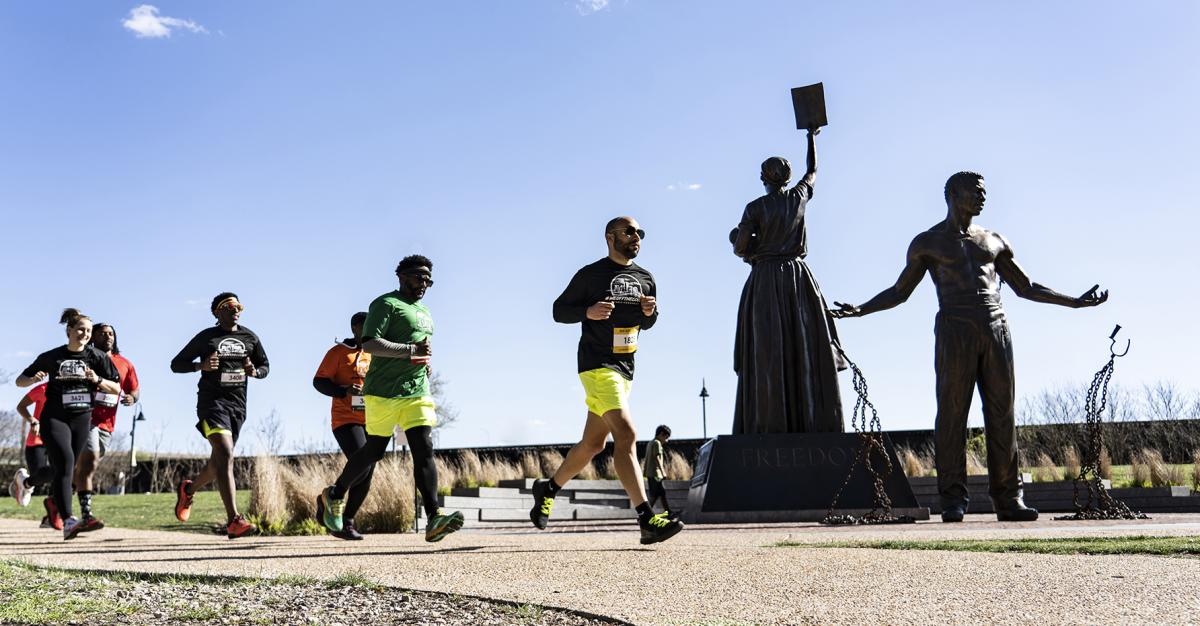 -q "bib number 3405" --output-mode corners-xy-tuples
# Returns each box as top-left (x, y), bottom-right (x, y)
(613, 326), (639, 354)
